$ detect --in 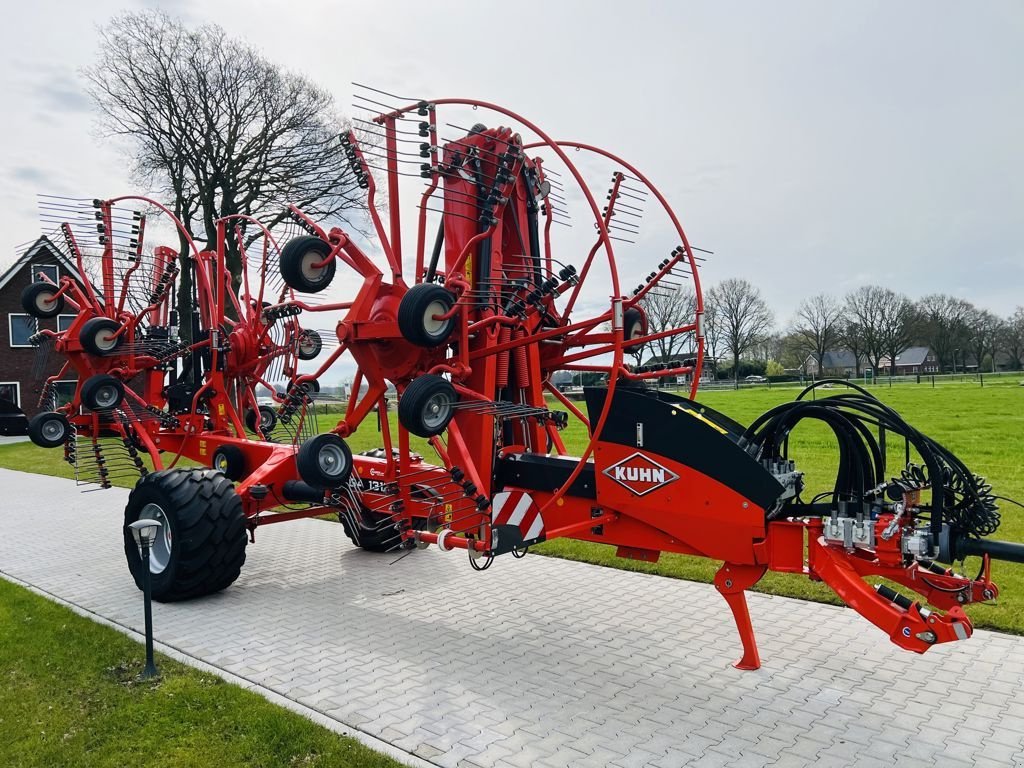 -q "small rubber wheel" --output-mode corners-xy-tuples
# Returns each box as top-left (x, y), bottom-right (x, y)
(80, 317), (124, 355)
(28, 411), (69, 448)
(297, 329), (322, 360)
(288, 378), (320, 395)
(245, 405), (278, 435)
(296, 433), (353, 489)
(397, 284), (456, 347)
(81, 374), (125, 411)
(21, 282), (64, 319)
(398, 374), (457, 437)
(123, 469), (247, 602)
(624, 306), (648, 340)
(279, 236), (336, 293)
(212, 444), (246, 481)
